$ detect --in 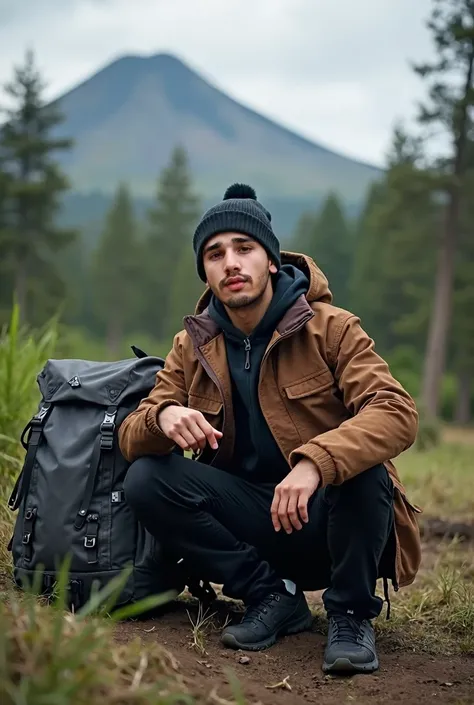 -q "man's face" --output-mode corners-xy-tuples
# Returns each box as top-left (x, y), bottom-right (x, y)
(203, 232), (278, 309)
